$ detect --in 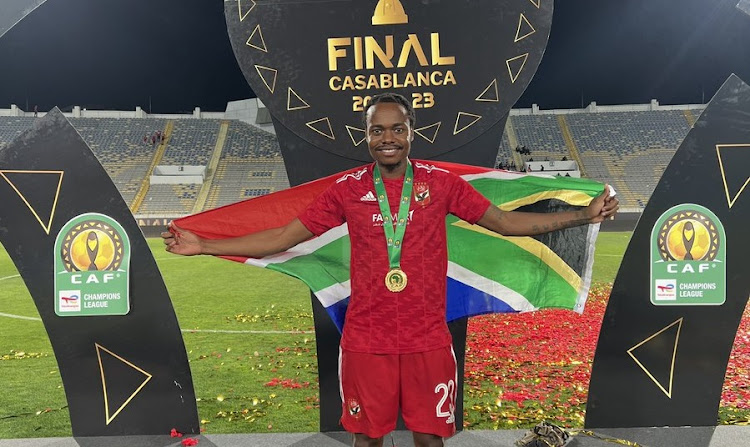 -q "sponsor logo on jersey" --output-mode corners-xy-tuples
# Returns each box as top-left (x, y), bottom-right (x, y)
(360, 191), (377, 202)
(372, 210), (414, 226)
